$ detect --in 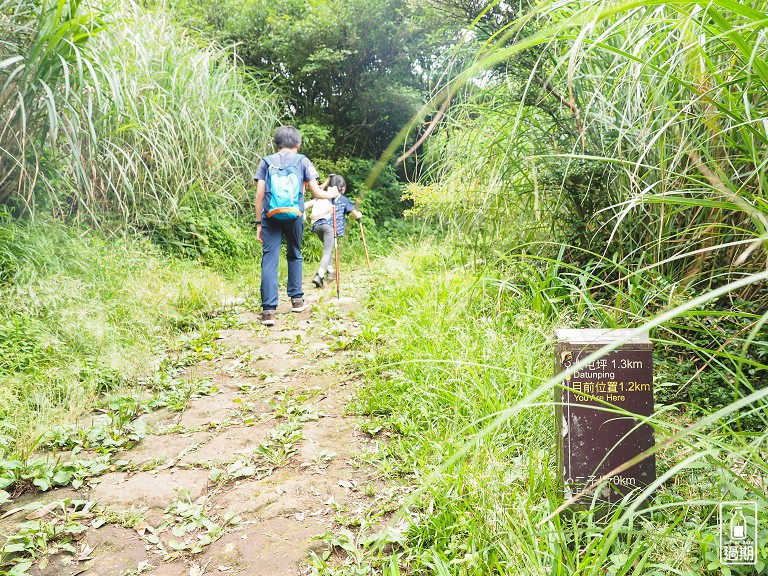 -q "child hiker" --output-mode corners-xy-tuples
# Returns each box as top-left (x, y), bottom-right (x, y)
(305, 174), (362, 288)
